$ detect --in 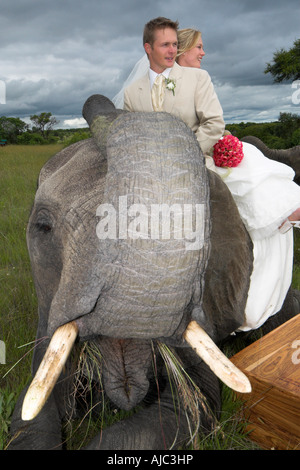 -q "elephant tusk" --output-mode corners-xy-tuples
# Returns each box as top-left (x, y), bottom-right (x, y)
(21, 321), (78, 421)
(184, 321), (251, 394)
